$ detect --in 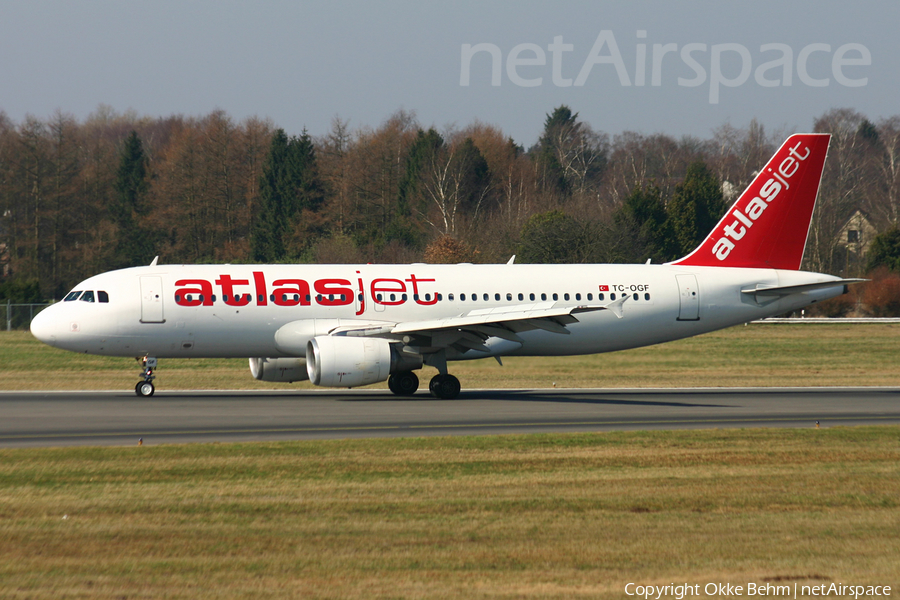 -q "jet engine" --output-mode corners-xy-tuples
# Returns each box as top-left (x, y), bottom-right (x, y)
(249, 357), (309, 382)
(306, 336), (422, 388)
